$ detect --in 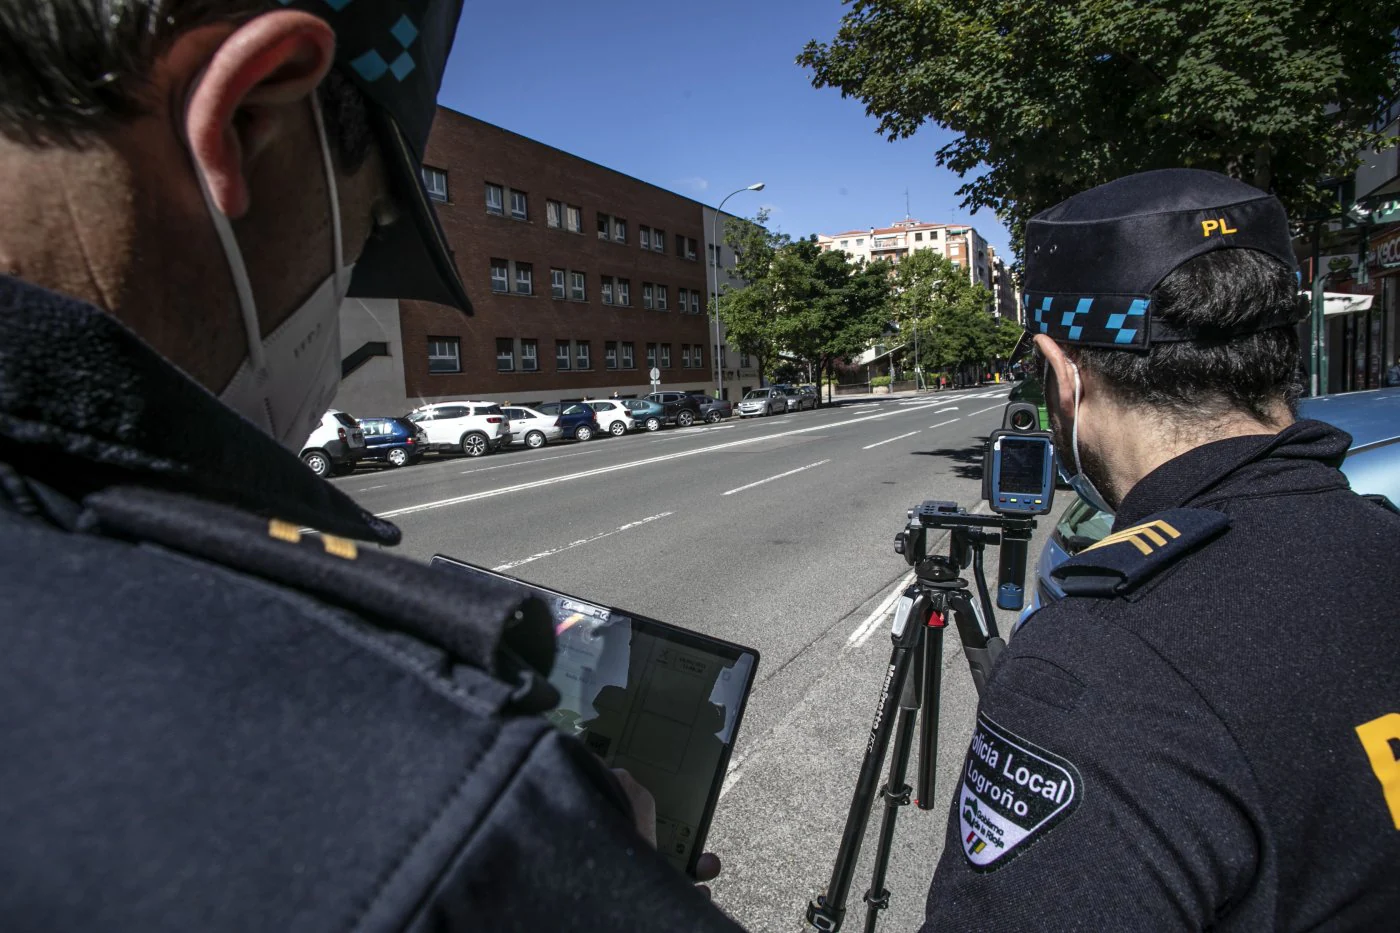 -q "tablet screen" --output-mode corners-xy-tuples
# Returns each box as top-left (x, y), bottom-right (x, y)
(428, 556), (759, 875)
